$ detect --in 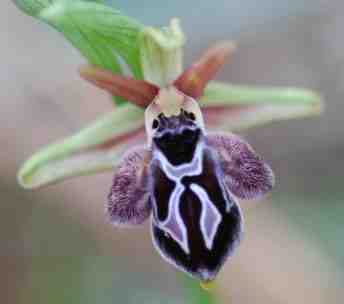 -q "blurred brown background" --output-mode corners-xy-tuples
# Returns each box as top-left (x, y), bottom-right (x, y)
(2, 0), (343, 303)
